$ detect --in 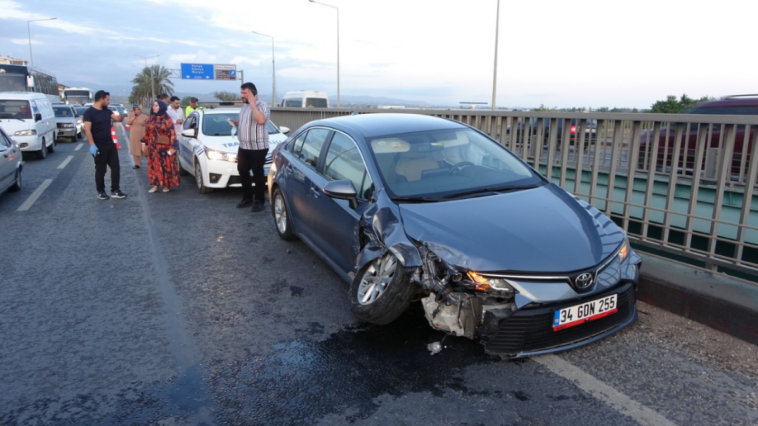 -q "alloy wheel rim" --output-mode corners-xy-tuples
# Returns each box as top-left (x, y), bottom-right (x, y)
(195, 163), (202, 189)
(357, 254), (396, 305)
(274, 194), (287, 233)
